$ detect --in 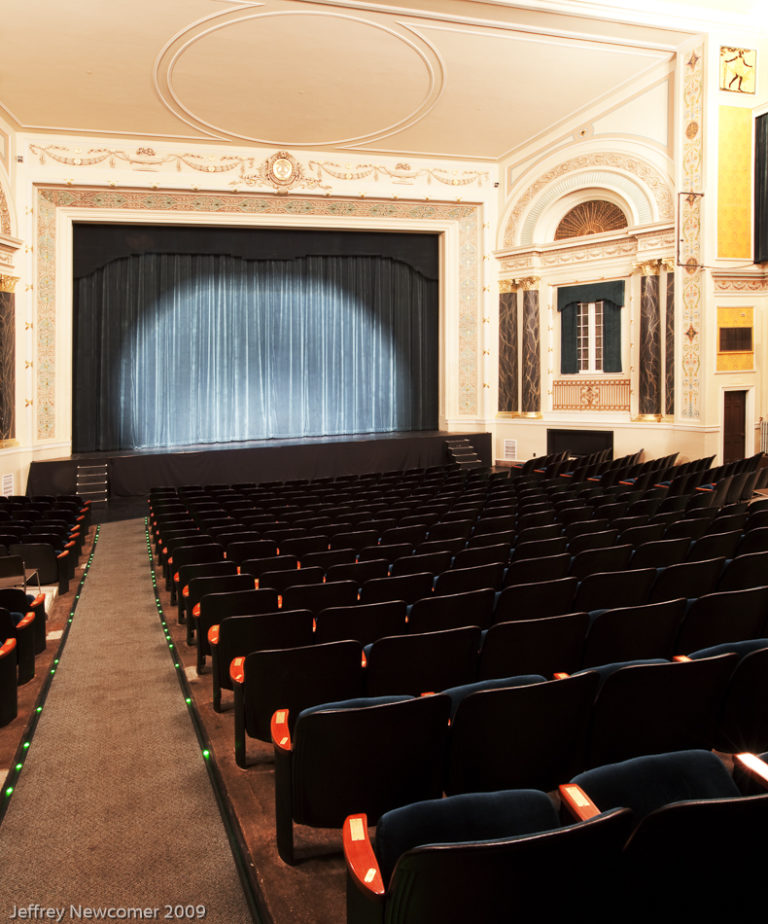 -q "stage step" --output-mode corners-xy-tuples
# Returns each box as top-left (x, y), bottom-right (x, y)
(445, 438), (485, 471)
(76, 463), (109, 504)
